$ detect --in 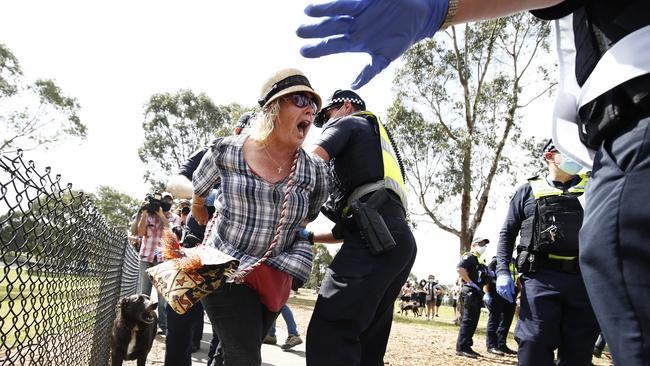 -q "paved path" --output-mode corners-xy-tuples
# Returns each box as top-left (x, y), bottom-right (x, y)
(189, 316), (306, 366)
